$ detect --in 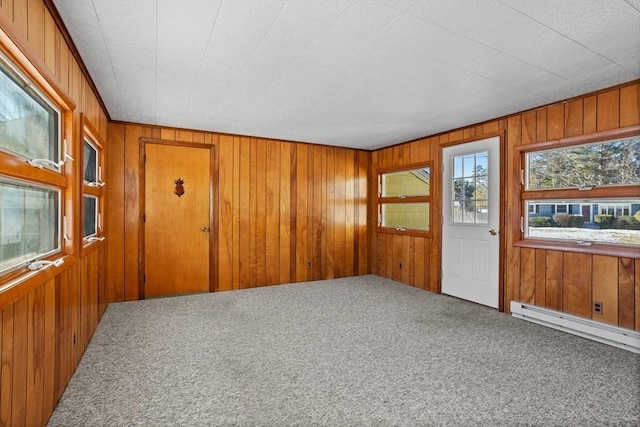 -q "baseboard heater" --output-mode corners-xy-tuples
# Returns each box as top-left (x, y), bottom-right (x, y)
(510, 301), (640, 354)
